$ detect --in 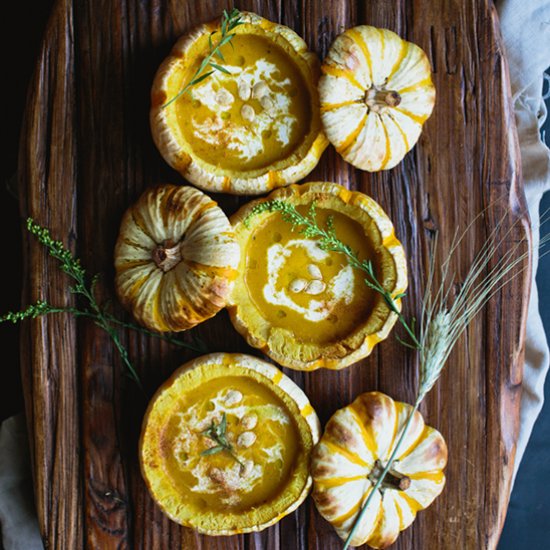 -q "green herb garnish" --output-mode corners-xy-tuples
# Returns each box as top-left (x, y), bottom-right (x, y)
(200, 412), (243, 466)
(162, 8), (243, 109)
